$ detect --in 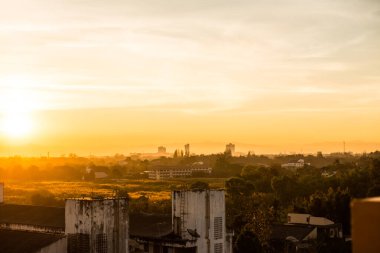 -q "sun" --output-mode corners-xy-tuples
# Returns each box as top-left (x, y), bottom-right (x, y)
(0, 75), (38, 140)
(2, 113), (33, 139)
